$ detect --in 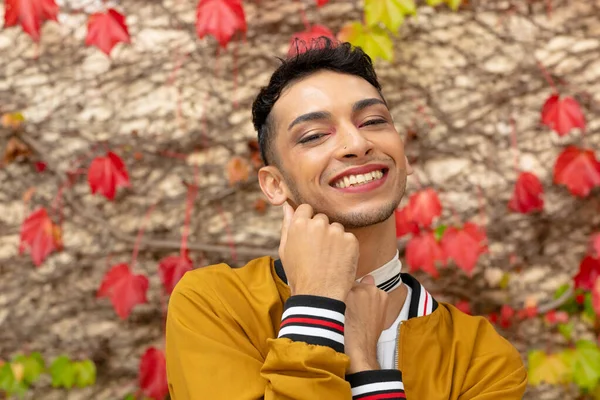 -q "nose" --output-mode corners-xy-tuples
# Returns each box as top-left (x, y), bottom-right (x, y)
(336, 125), (373, 159)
